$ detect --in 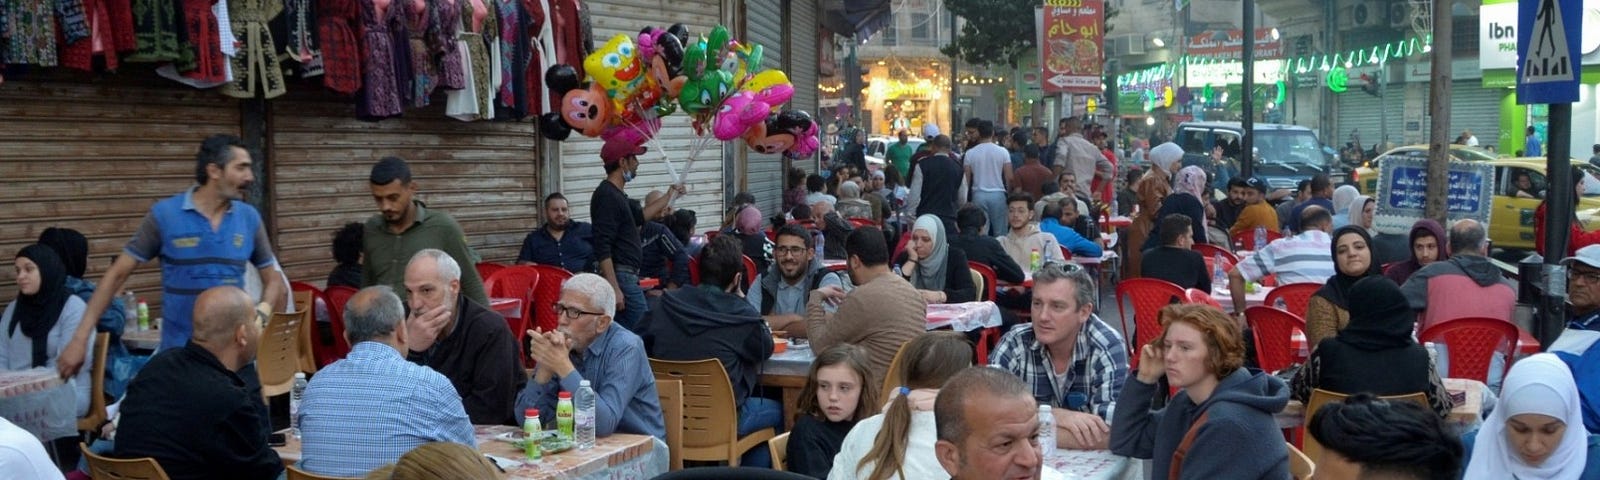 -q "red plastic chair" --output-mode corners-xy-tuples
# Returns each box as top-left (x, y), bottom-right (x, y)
(966, 261), (999, 302)
(522, 265), (574, 335)
(1191, 243), (1239, 264)
(1185, 288), (1223, 308)
(476, 262), (507, 284)
(1245, 306), (1307, 375)
(847, 217), (877, 228)
(1419, 317), (1522, 384)
(688, 257), (701, 285)
(290, 282), (338, 367)
(1232, 228), (1284, 251)
(485, 267), (542, 367)
(704, 230), (721, 241)
(1263, 282), (1321, 318)
(1115, 278), (1186, 368)
(323, 286), (358, 359)
(742, 255), (759, 289)
(892, 232), (912, 261)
